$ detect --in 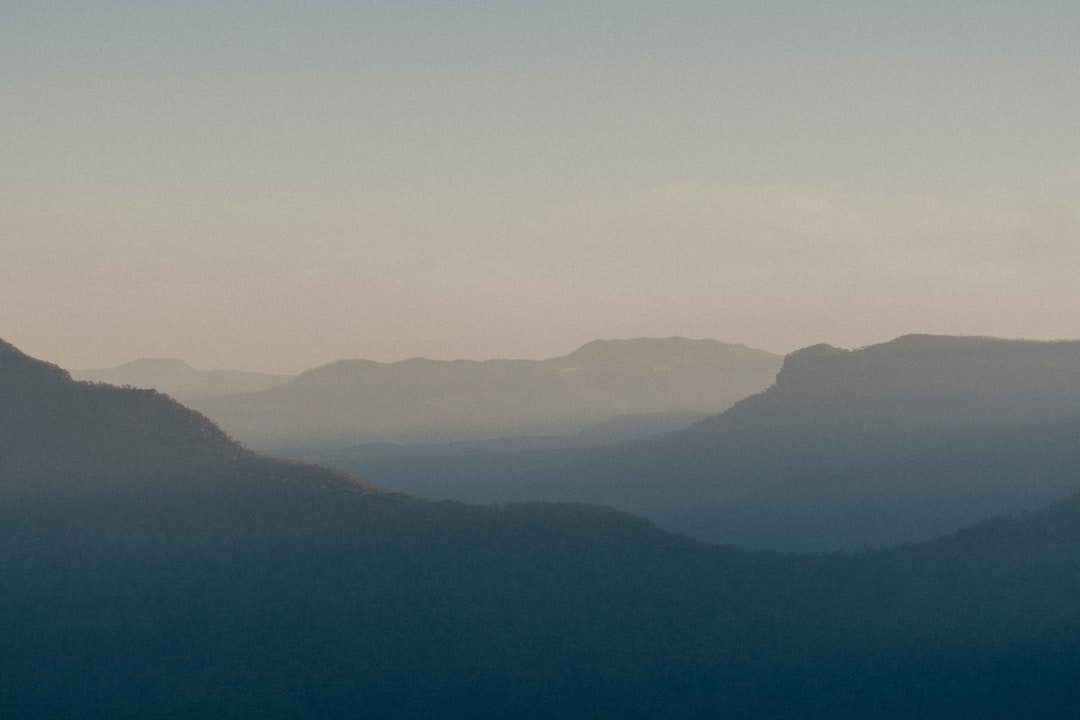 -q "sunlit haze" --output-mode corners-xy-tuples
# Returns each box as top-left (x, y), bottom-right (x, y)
(4, 2), (1079, 373)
